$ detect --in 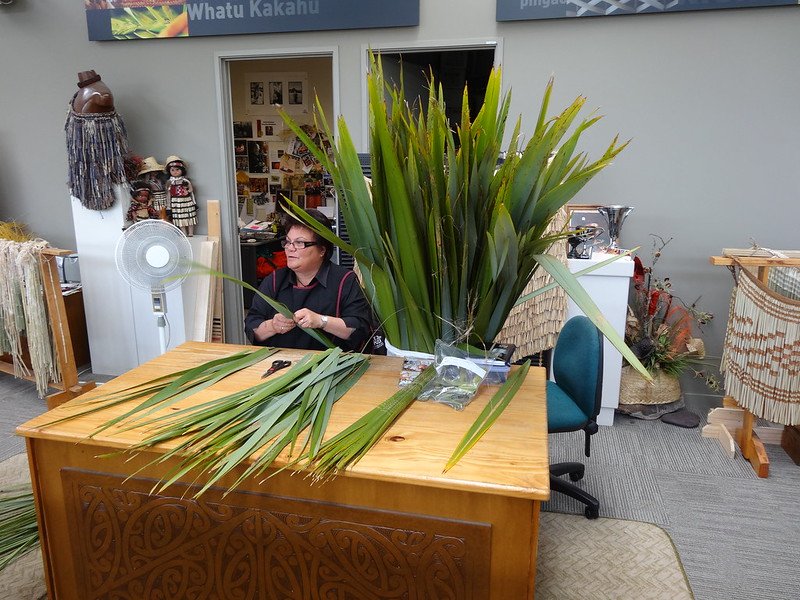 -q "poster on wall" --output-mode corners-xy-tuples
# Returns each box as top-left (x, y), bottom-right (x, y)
(497, 0), (798, 21)
(84, 0), (419, 41)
